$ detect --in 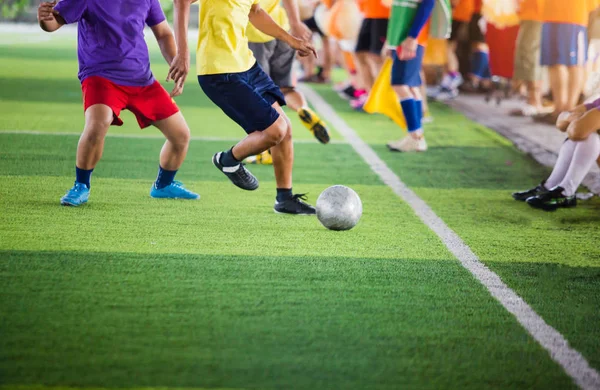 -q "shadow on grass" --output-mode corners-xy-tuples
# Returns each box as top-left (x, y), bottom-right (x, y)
(0, 250), (577, 390)
(488, 261), (600, 370)
(0, 133), (381, 185)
